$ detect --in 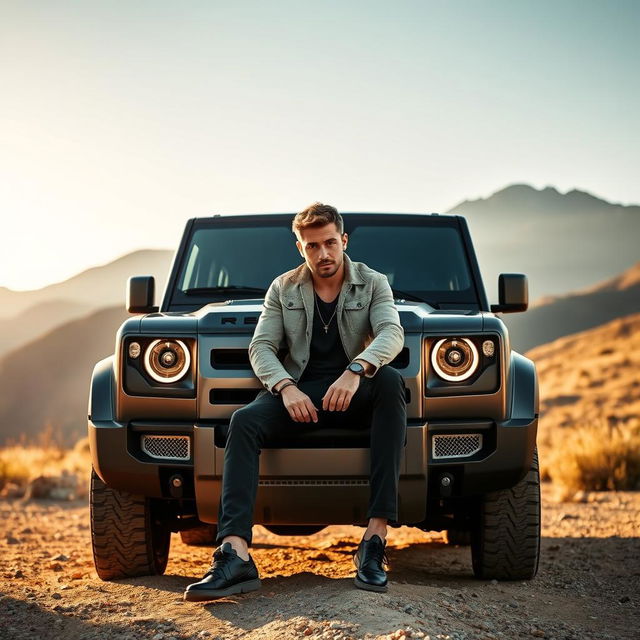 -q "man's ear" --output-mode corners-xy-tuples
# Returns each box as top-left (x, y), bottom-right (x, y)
(342, 232), (348, 251)
(295, 239), (304, 258)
